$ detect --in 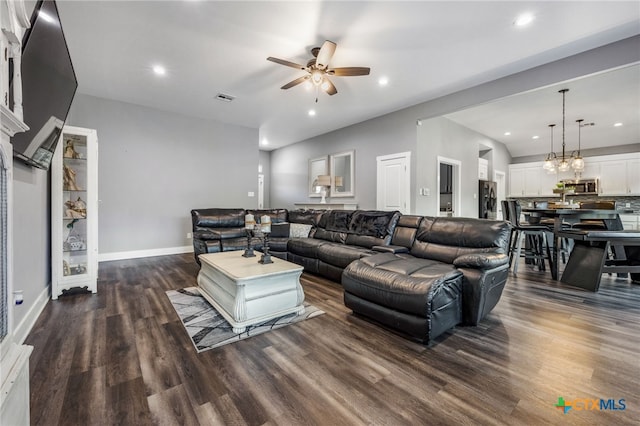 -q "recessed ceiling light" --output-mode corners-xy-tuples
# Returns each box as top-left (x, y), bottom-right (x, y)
(308, 110), (316, 117)
(514, 13), (534, 27)
(378, 76), (389, 86)
(504, 131), (511, 136)
(532, 135), (539, 140)
(614, 122), (623, 127)
(152, 65), (166, 76)
(261, 138), (268, 146)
